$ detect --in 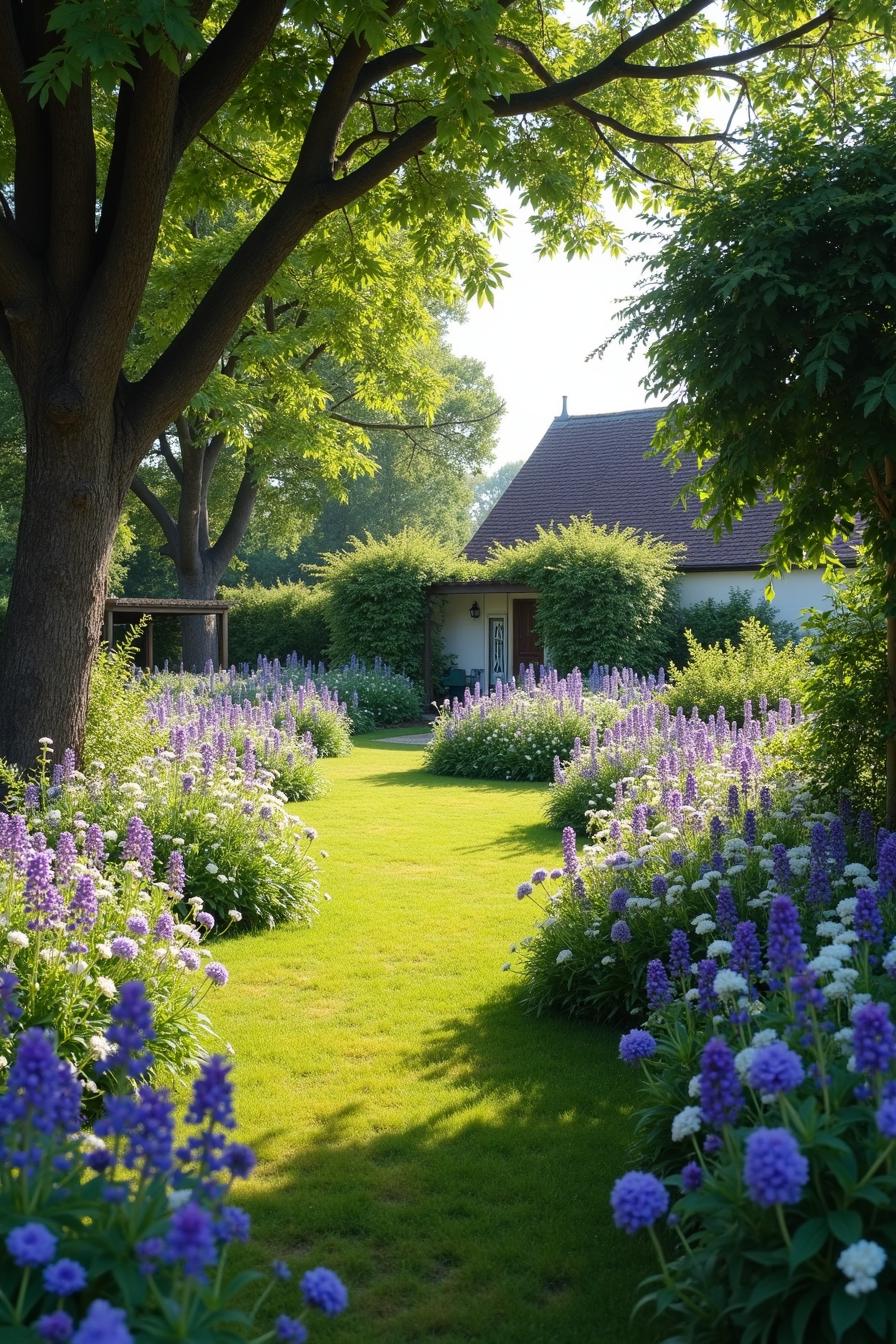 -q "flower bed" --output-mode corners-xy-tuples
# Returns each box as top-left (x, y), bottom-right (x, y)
(29, 744), (321, 933)
(0, 977), (347, 1342)
(0, 809), (222, 1096)
(508, 698), (859, 1022)
(609, 846), (896, 1342)
(425, 666), (651, 782)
